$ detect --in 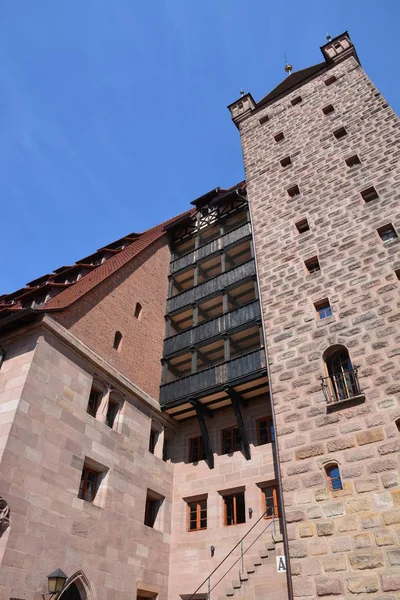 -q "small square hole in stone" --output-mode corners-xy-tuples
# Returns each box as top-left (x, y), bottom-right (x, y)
(291, 96), (302, 106)
(259, 114), (269, 125)
(322, 104), (335, 115)
(274, 132), (285, 143)
(325, 75), (337, 86)
(295, 218), (309, 234)
(287, 185), (300, 198)
(345, 155), (361, 168)
(280, 156), (292, 168)
(333, 127), (347, 140)
(305, 256), (320, 274)
(377, 224), (398, 243)
(360, 187), (379, 203)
